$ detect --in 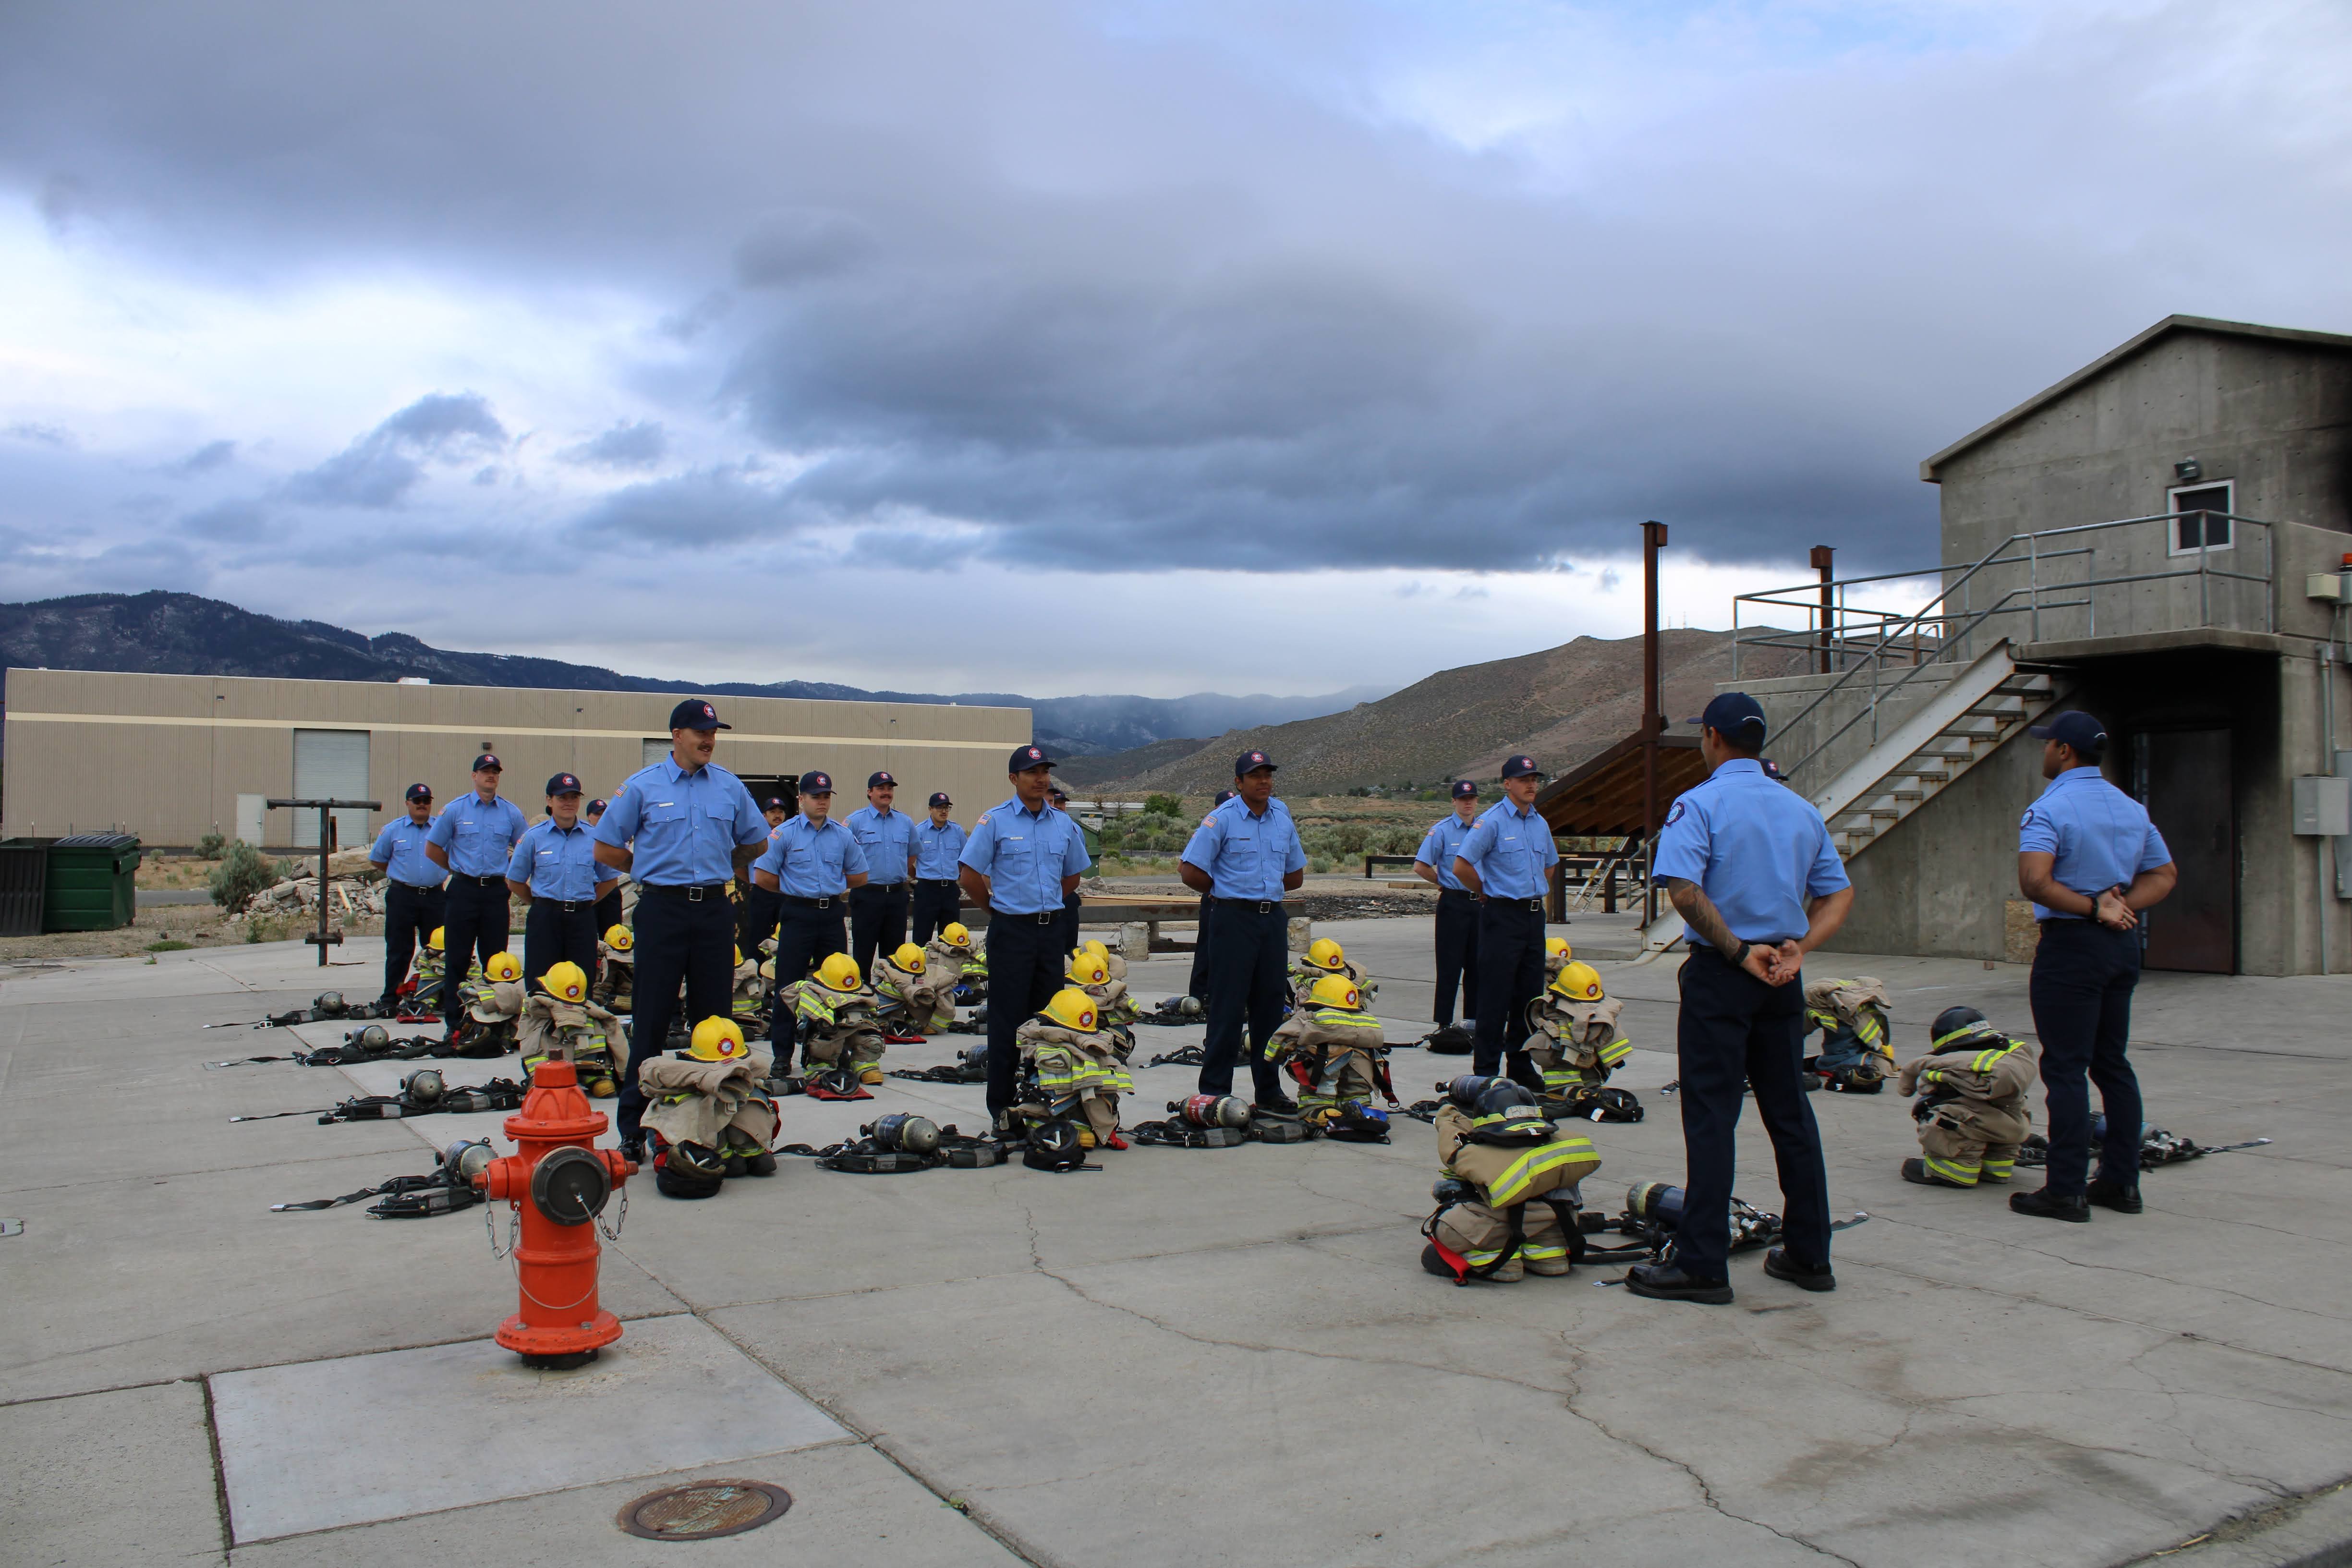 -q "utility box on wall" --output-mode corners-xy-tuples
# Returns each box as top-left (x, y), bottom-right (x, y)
(2291, 776), (2351, 837)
